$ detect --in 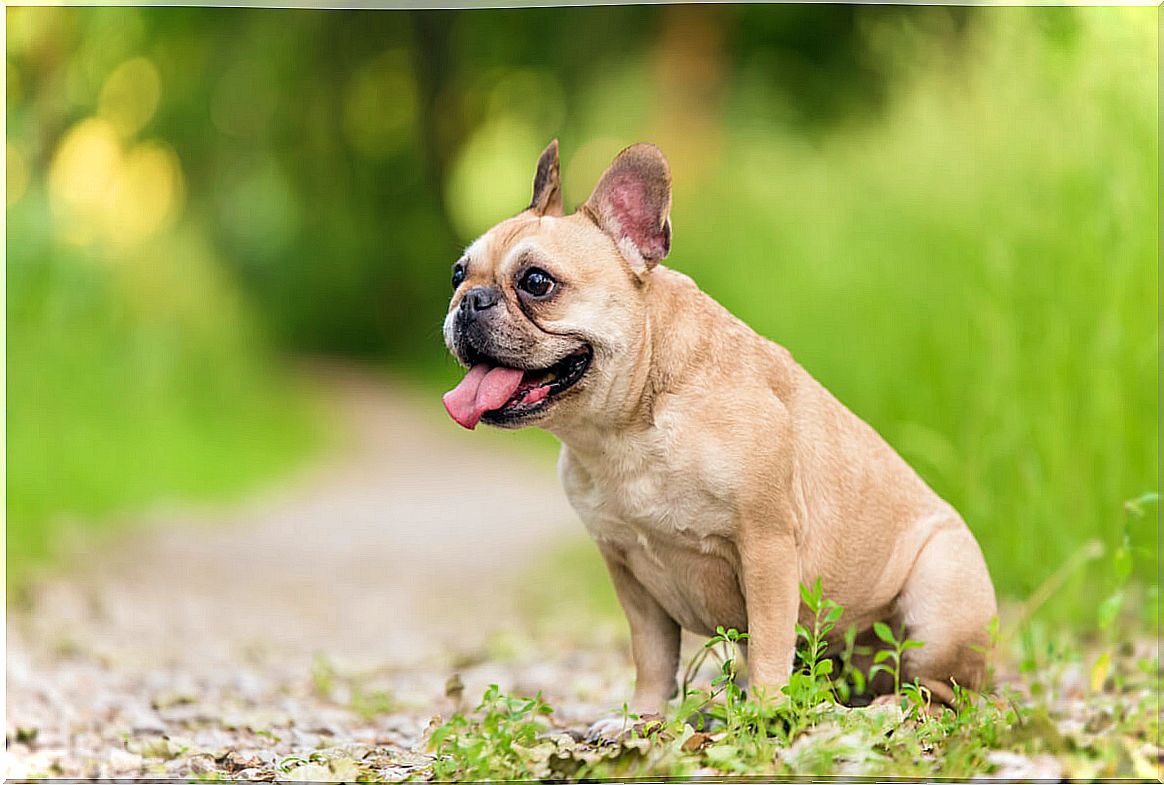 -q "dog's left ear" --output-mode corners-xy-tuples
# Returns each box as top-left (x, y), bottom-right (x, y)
(529, 139), (564, 217)
(583, 143), (671, 274)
